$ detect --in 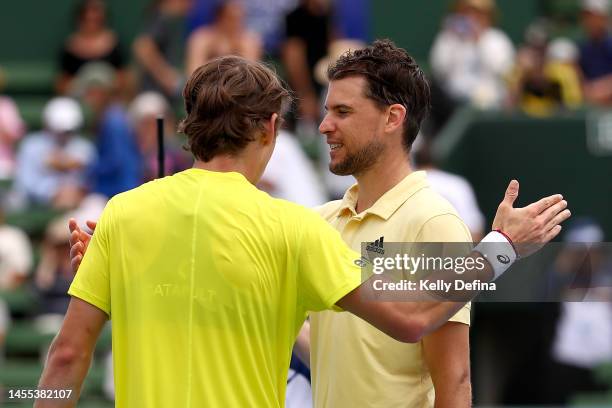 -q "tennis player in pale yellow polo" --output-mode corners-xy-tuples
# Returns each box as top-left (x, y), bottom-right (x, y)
(311, 173), (472, 408)
(306, 41), (473, 407)
(36, 55), (569, 408)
